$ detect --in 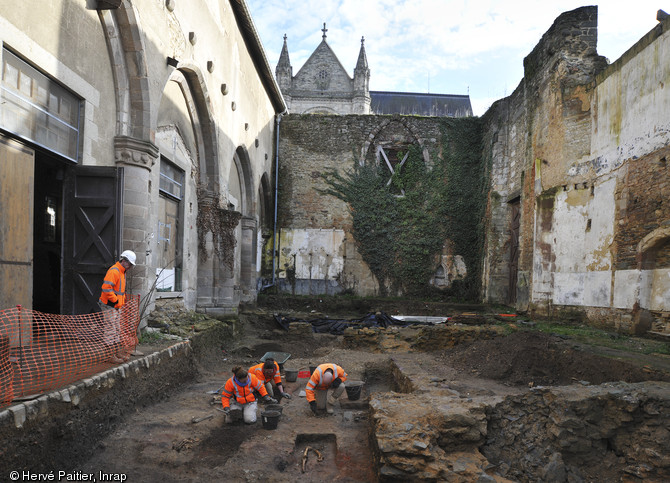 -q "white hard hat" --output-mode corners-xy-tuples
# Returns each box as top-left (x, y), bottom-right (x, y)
(120, 250), (137, 265)
(322, 371), (334, 385)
